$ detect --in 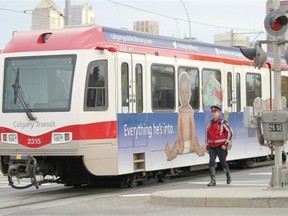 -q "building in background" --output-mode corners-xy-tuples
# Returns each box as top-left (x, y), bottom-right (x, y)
(266, 0), (288, 54)
(32, 0), (96, 30)
(70, 2), (96, 26)
(133, 21), (159, 35)
(214, 31), (250, 47)
(31, 0), (64, 30)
